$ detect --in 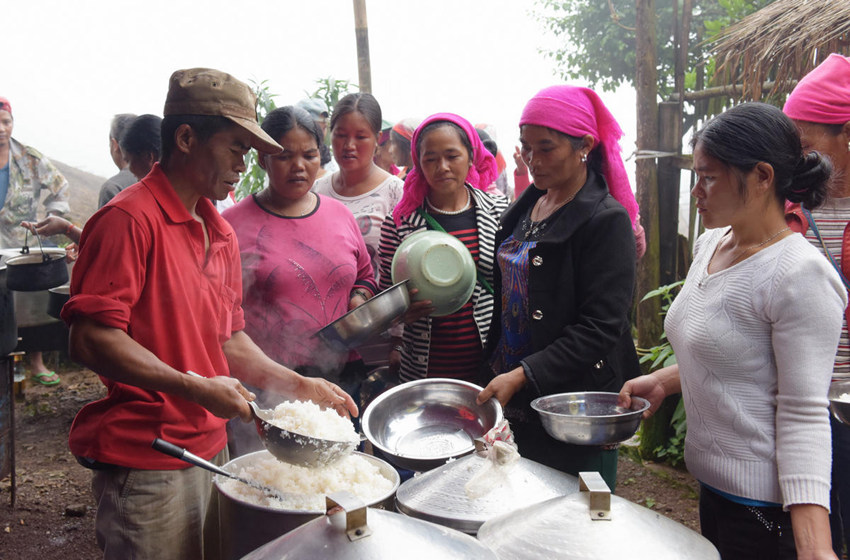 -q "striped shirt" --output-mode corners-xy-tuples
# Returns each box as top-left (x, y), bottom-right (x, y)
(377, 187), (509, 383)
(805, 197), (850, 378)
(427, 210), (482, 380)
